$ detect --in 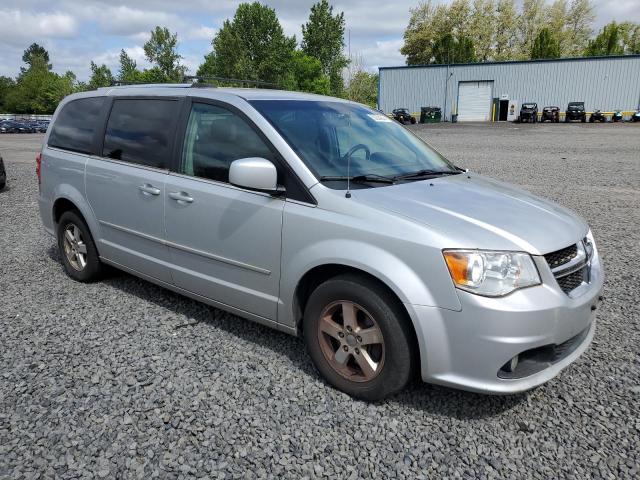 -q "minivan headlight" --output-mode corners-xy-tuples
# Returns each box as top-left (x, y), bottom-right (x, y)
(443, 250), (541, 297)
